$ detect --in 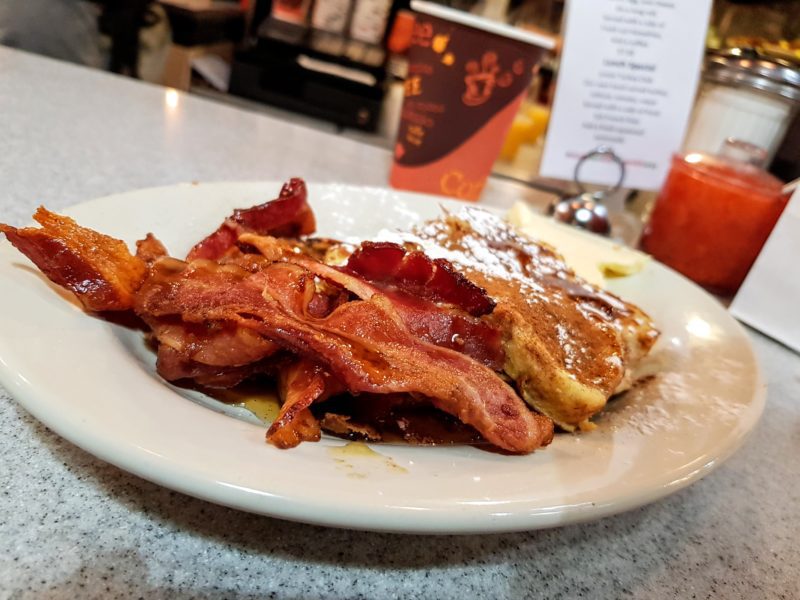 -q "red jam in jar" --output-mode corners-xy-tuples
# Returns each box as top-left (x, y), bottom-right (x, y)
(641, 153), (789, 295)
